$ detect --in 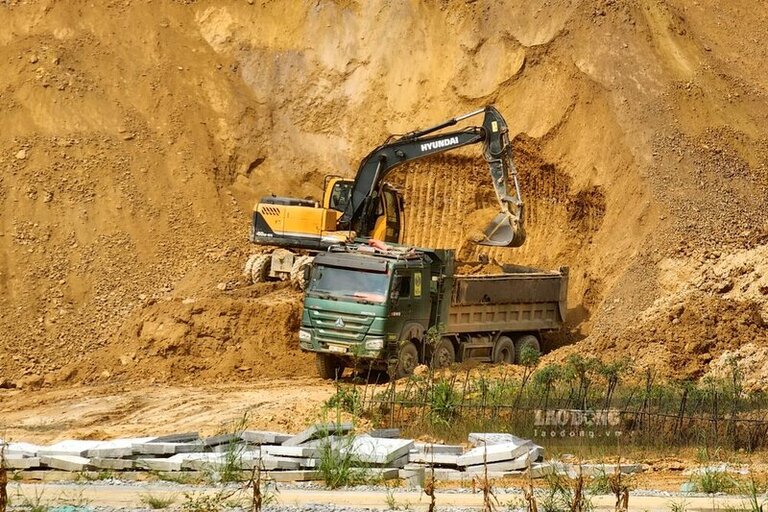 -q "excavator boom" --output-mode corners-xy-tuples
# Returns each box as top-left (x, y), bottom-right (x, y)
(339, 106), (525, 247)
